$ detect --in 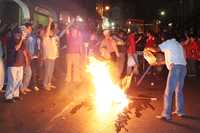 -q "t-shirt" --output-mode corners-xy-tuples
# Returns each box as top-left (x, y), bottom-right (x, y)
(66, 33), (82, 53)
(42, 36), (59, 60)
(7, 37), (25, 67)
(159, 39), (187, 70)
(127, 33), (136, 54)
(146, 36), (155, 48)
